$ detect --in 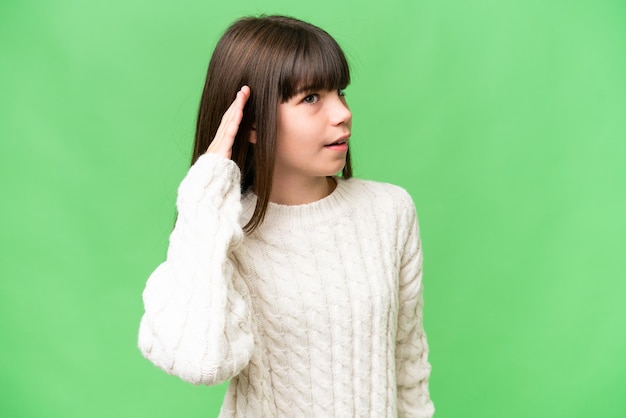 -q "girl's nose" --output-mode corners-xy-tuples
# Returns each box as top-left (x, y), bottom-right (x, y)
(330, 95), (352, 126)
